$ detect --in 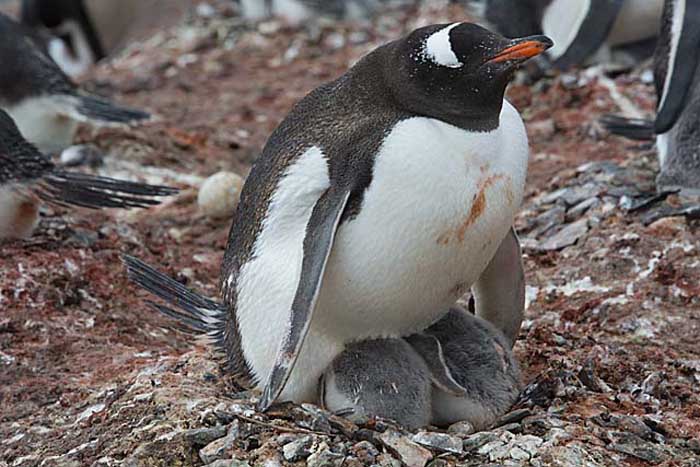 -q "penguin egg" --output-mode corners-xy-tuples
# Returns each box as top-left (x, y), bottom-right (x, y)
(197, 171), (244, 219)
